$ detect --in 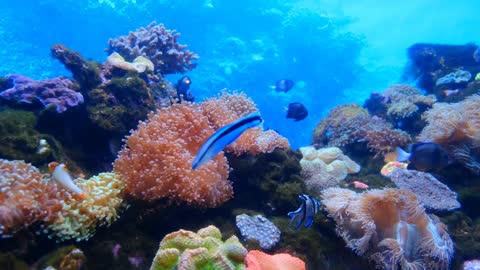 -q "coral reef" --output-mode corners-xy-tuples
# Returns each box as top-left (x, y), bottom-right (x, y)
(87, 76), (156, 134)
(376, 84), (436, 121)
(113, 92), (289, 207)
(314, 107), (410, 156)
(36, 246), (86, 270)
(0, 159), (125, 241)
(105, 52), (154, 73)
(418, 94), (480, 174)
(387, 168), (460, 211)
(113, 102), (232, 207)
(405, 43), (480, 94)
(0, 109), (60, 165)
(245, 250), (305, 270)
(45, 173), (126, 241)
(201, 91), (290, 155)
(51, 44), (102, 91)
(0, 74), (83, 113)
(0, 159), (60, 237)
(106, 22), (199, 75)
(436, 70), (472, 86)
(227, 148), (304, 216)
(299, 146), (360, 192)
(235, 214), (281, 250)
(149, 225), (247, 270)
(313, 103), (369, 147)
(321, 187), (454, 270)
